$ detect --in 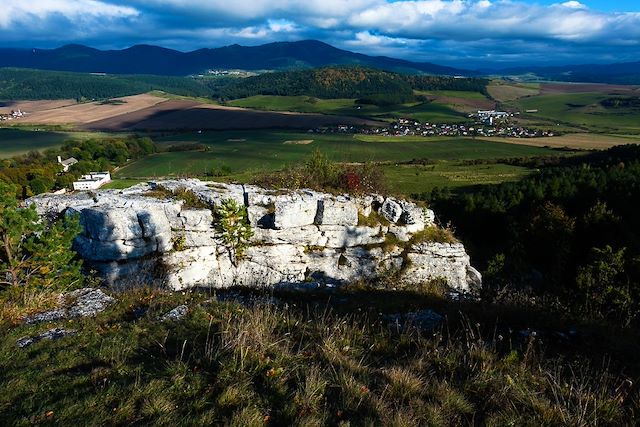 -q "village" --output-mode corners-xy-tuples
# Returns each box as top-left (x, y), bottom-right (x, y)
(312, 109), (555, 139)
